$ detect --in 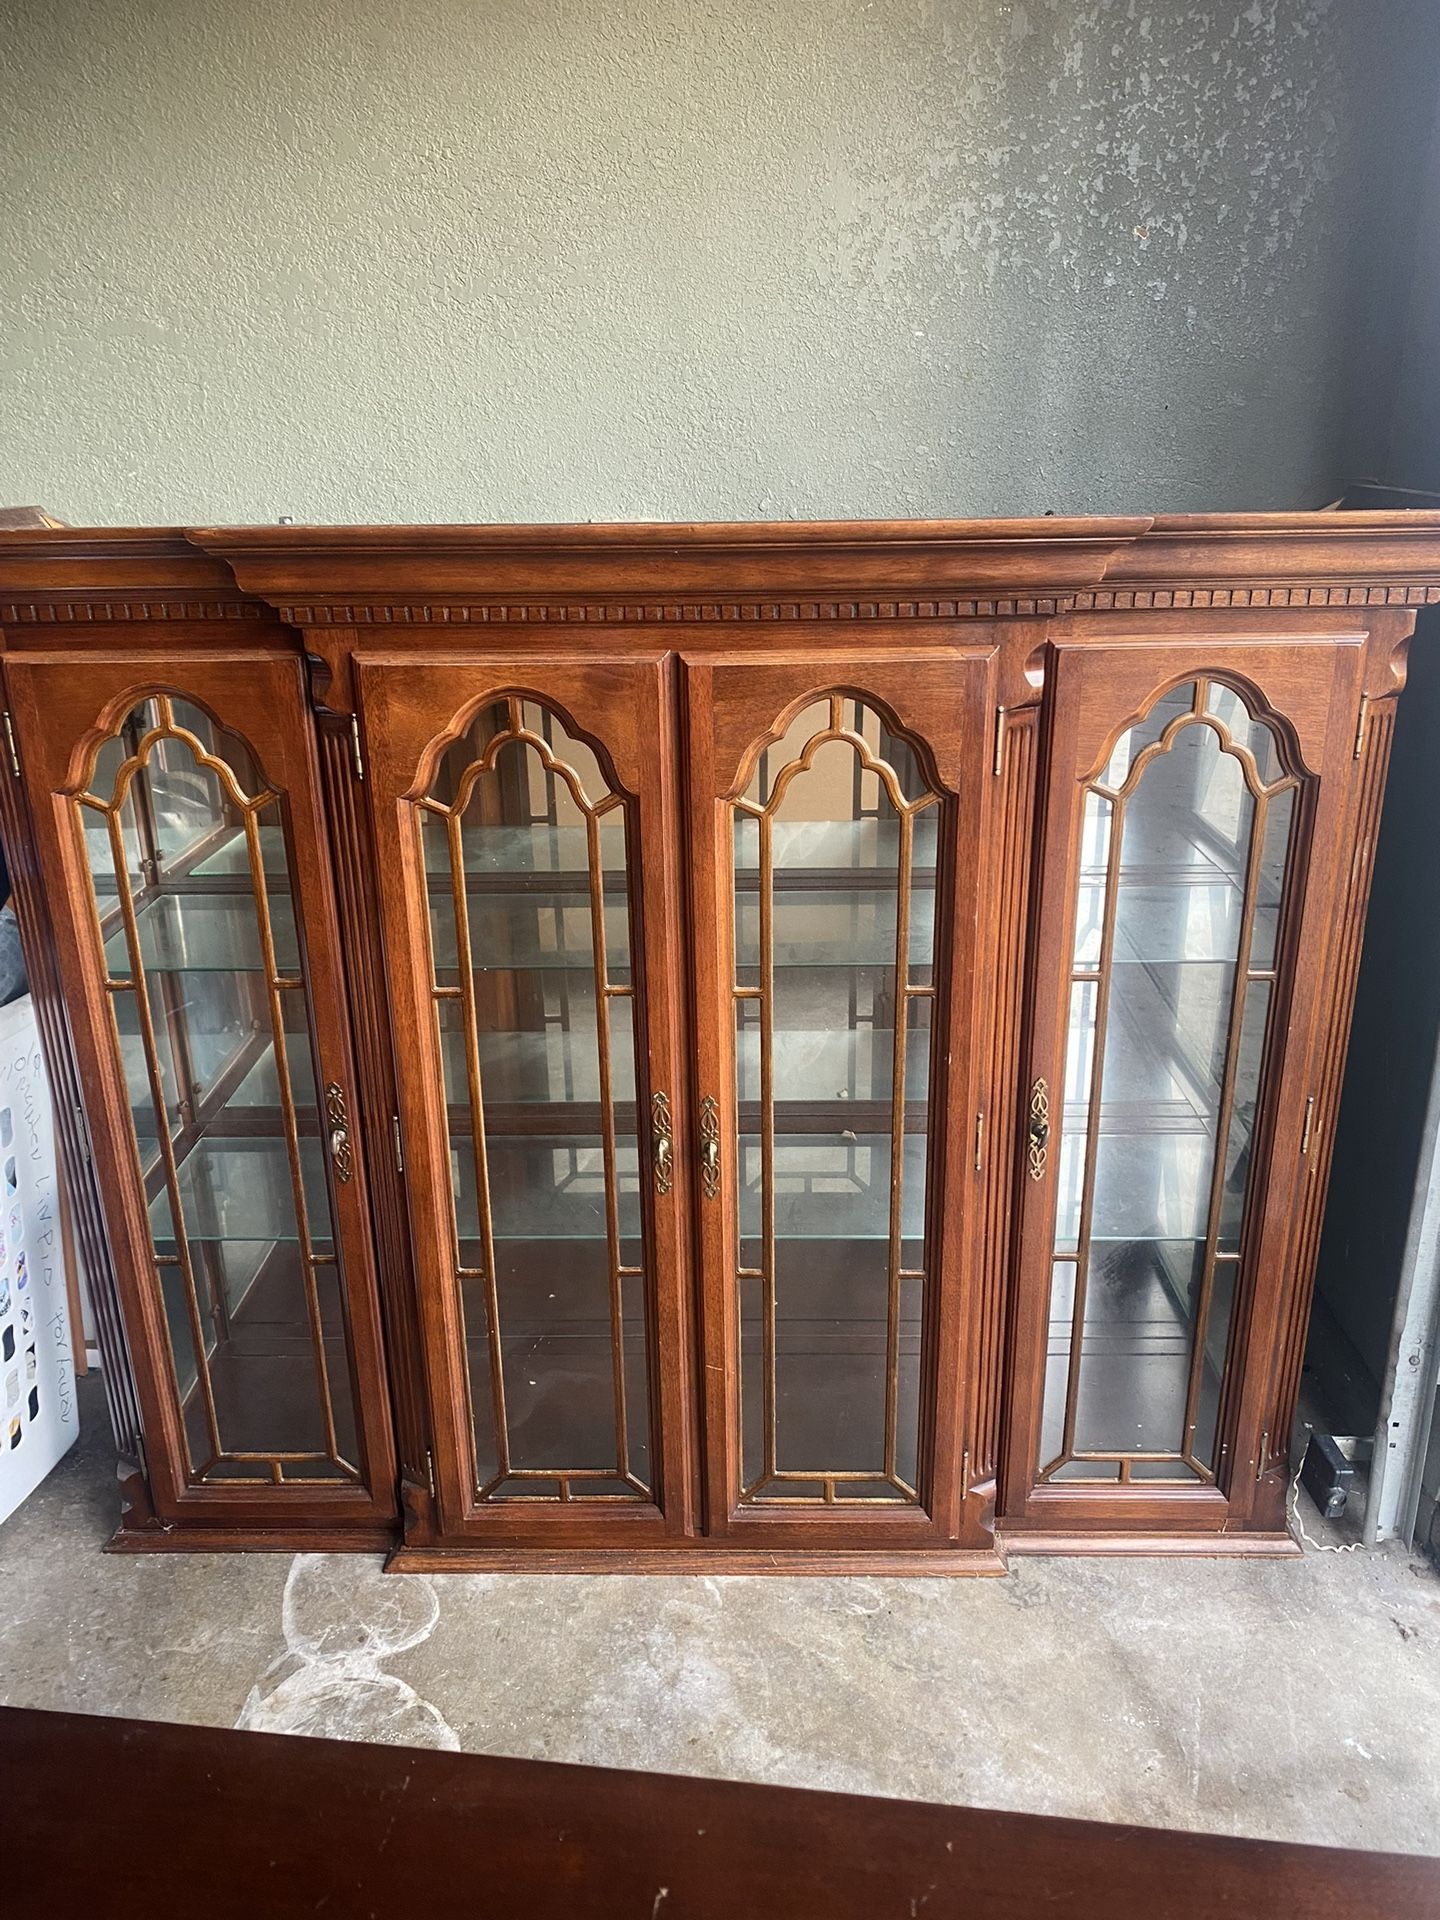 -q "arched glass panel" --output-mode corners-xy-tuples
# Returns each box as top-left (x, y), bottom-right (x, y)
(77, 696), (359, 1485)
(419, 697), (651, 1502)
(1041, 678), (1299, 1485)
(733, 695), (940, 1504)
